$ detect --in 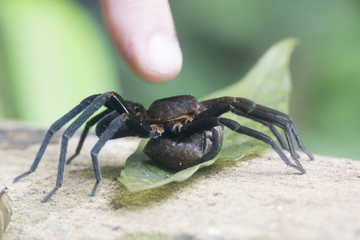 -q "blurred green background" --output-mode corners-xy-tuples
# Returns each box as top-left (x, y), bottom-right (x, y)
(0, 0), (359, 159)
